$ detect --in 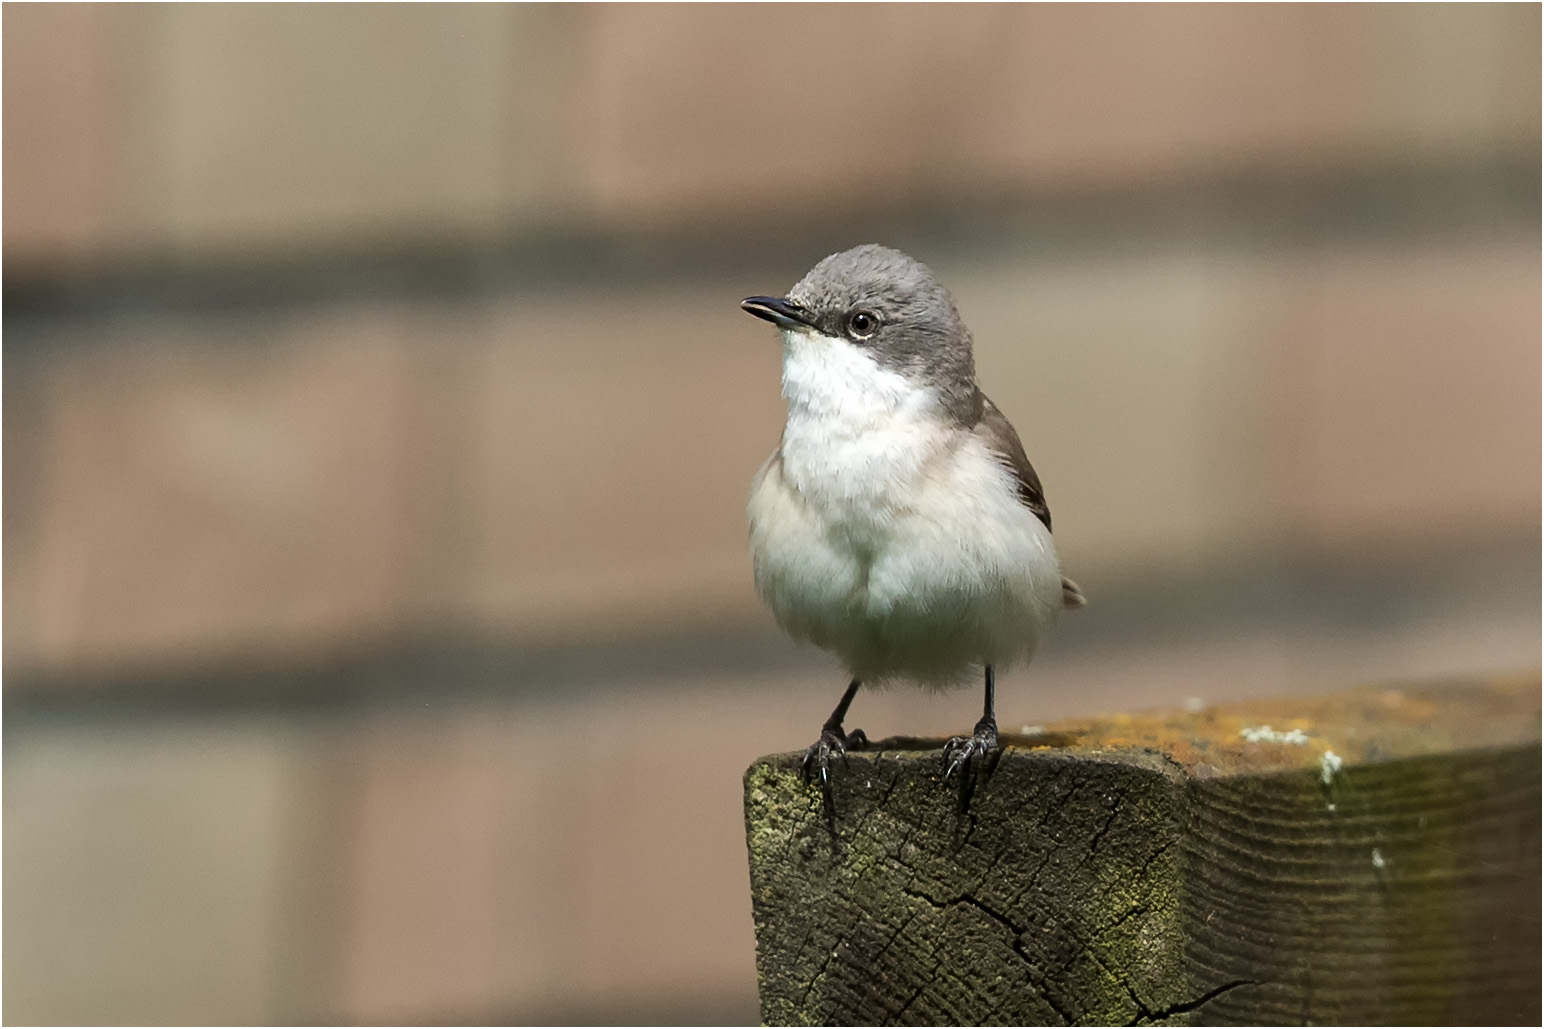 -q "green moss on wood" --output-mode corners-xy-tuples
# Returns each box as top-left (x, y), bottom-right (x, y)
(745, 747), (1195, 1025)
